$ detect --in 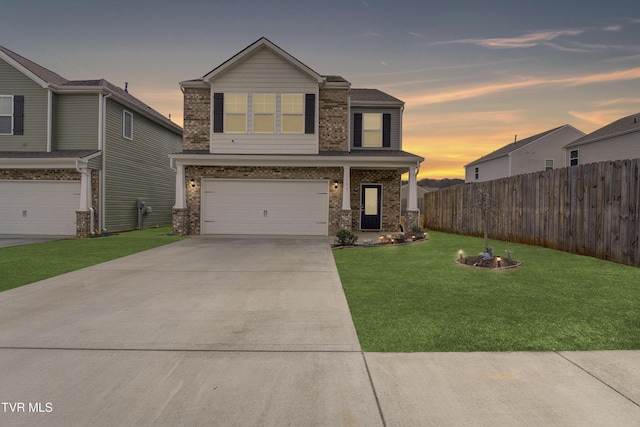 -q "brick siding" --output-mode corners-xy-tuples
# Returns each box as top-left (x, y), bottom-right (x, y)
(183, 87), (210, 151)
(318, 87), (349, 152)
